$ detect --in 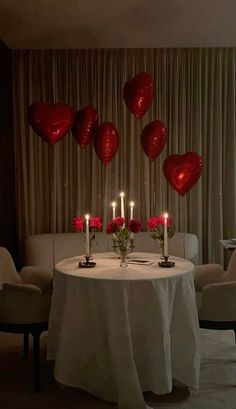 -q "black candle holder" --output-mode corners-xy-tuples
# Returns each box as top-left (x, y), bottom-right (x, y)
(158, 256), (175, 268)
(79, 256), (96, 268)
